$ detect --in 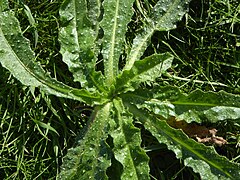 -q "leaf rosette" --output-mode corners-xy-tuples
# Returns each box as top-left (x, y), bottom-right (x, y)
(0, 0), (239, 179)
